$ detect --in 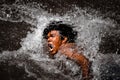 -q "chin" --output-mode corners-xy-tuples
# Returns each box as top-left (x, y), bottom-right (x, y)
(50, 51), (57, 55)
